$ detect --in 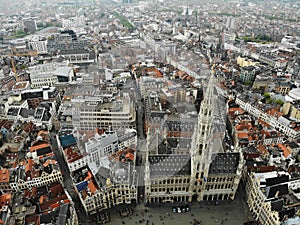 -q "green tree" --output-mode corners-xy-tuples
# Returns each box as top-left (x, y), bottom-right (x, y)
(275, 99), (284, 106)
(245, 80), (253, 86)
(264, 92), (271, 99)
(16, 29), (26, 35)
